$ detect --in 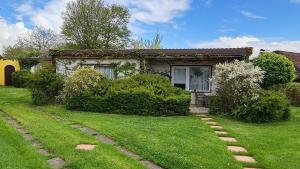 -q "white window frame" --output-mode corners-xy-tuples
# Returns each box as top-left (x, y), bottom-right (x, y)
(171, 66), (212, 92)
